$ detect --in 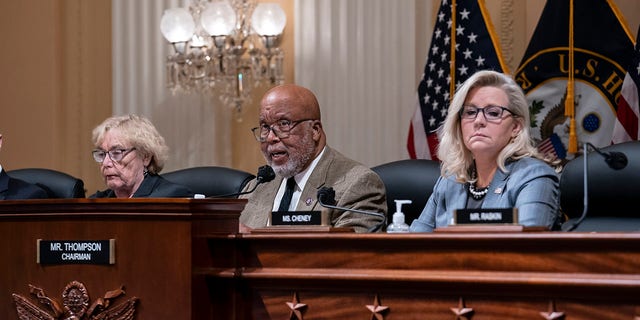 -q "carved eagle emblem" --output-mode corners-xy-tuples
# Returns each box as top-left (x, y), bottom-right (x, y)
(12, 281), (138, 320)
